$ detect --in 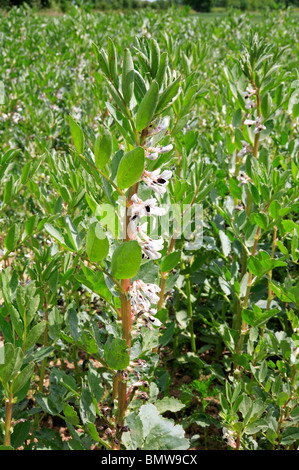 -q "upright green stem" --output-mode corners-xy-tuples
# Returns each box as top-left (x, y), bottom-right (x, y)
(117, 184), (138, 443)
(236, 226), (261, 355)
(235, 83), (261, 342)
(38, 299), (49, 393)
(4, 392), (13, 447)
(261, 225), (277, 338)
